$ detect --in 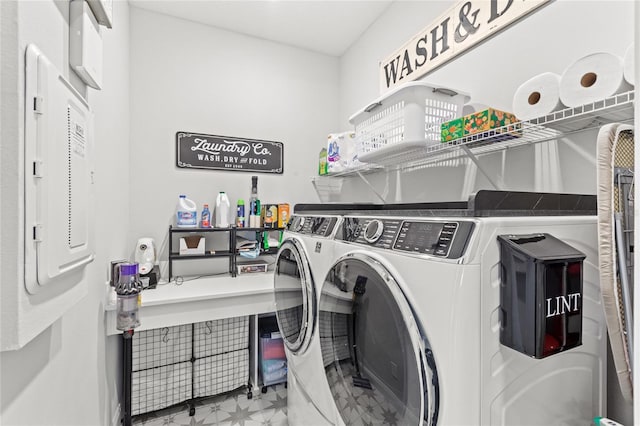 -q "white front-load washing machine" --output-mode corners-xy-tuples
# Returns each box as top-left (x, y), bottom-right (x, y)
(306, 191), (607, 425)
(273, 213), (343, 425)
